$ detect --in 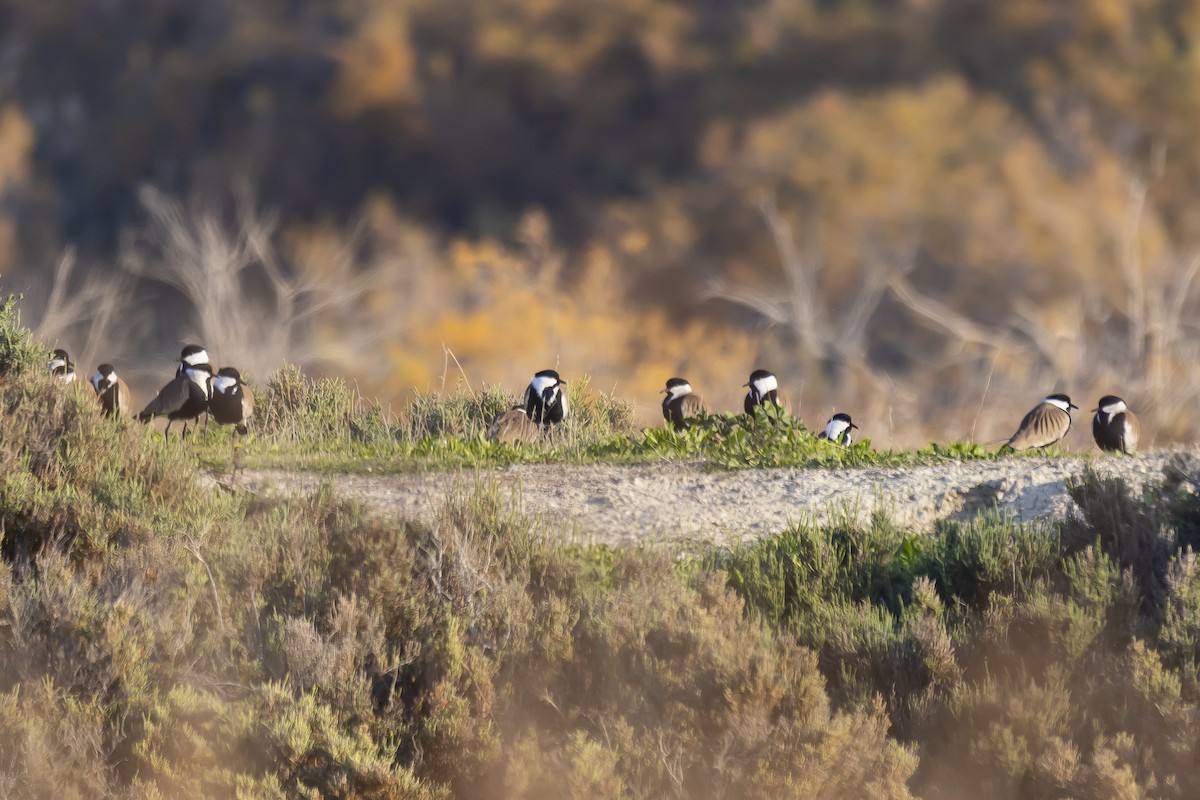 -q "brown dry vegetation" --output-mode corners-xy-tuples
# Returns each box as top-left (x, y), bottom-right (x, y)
(3, 1), (1200, 446)
(8, 283), (1200, 797)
